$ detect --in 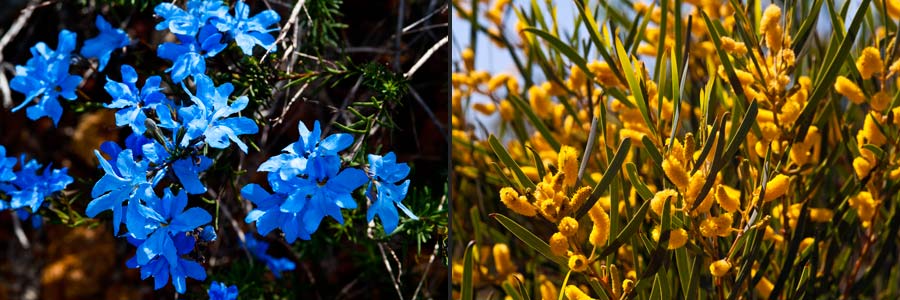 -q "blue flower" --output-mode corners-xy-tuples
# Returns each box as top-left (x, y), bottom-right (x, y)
(0, 146), (16, 182)
(125, 232), (207, 294)
(154, 0), (228, 36)
(142, 140), (213, 194)
(157, 24), (227, 83)
(278, 166), (368, 233)
(126, 188), (211, 267)
(4, 157), (72, 213)
(87, 149), (159, 235)
(214, 0), (280, 55)
(207, 281), (238, 300)
(259, 120), (353, 182)
(242, 234), (295, 278)
(199, 225), (217, 242)
(242, 183), (311, 242)
(367, 152), (416, 234)
(177, 74), (257, 152)
(105, 65), (166, 134)
(10, 30), (82, 125)
(81, 15), (130, 71)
